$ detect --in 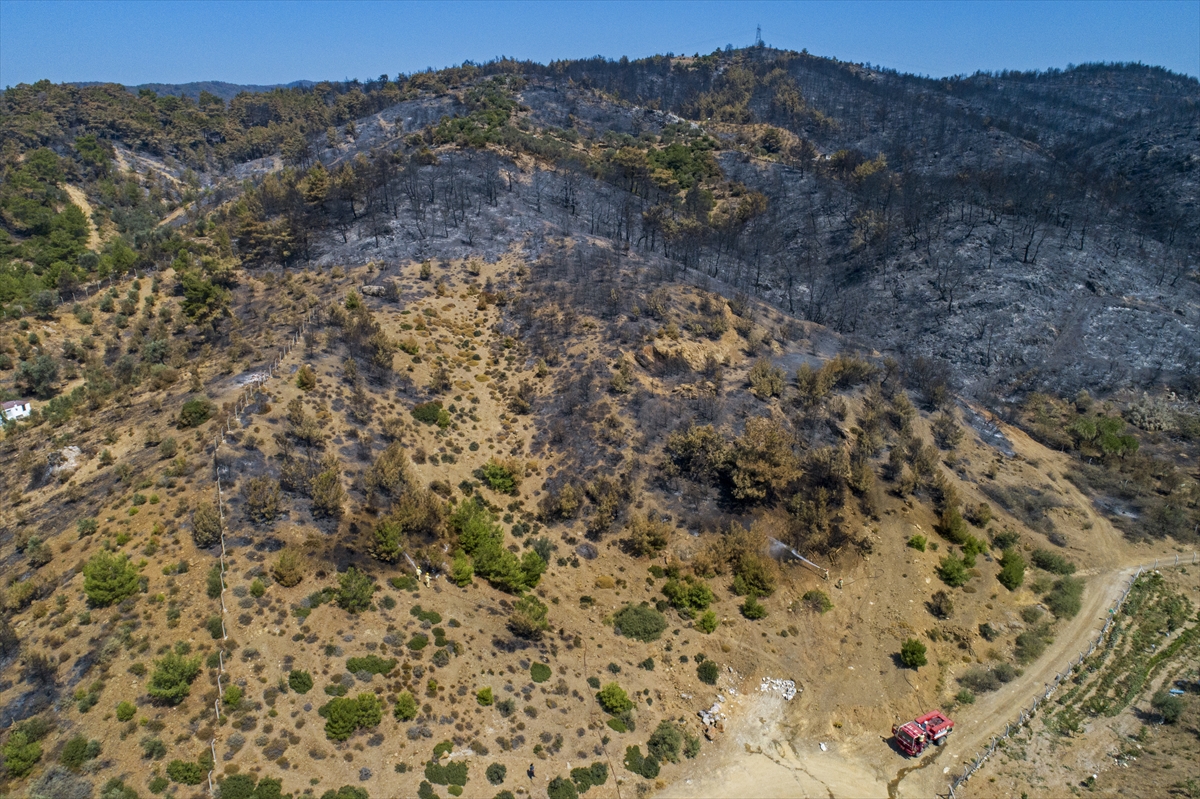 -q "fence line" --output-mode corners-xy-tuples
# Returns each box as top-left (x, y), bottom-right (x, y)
(946, 553), (1197, 798)
(38, 265), (166, 312)
(201, 290), (343, 795)
(206, 452), (229, 795)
